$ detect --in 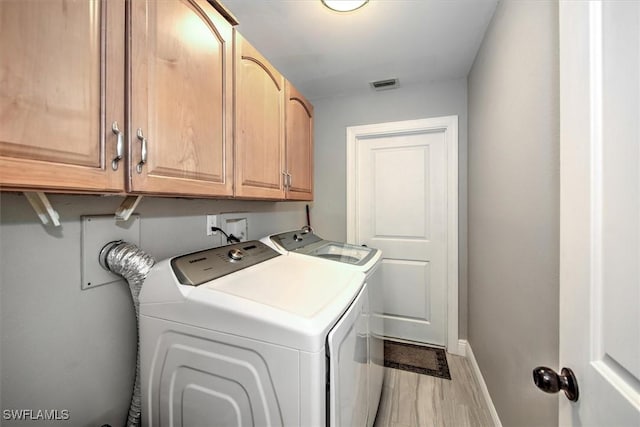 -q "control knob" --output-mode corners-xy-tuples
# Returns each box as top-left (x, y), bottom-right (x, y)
(228, 248), (245, 261)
